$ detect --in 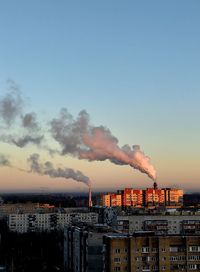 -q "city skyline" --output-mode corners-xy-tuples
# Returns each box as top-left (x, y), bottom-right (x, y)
(0, 1), (200, 192)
